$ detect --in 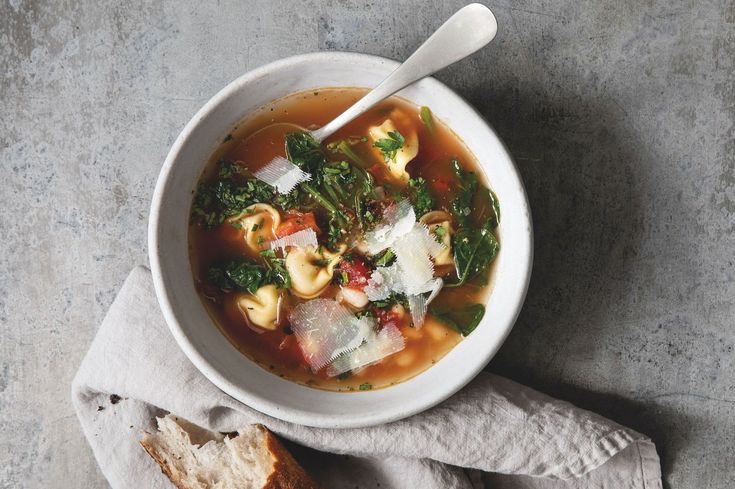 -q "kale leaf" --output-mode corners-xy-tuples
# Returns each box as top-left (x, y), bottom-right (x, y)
(429, 303), (485, 336)
(373, 130), (405, 163)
